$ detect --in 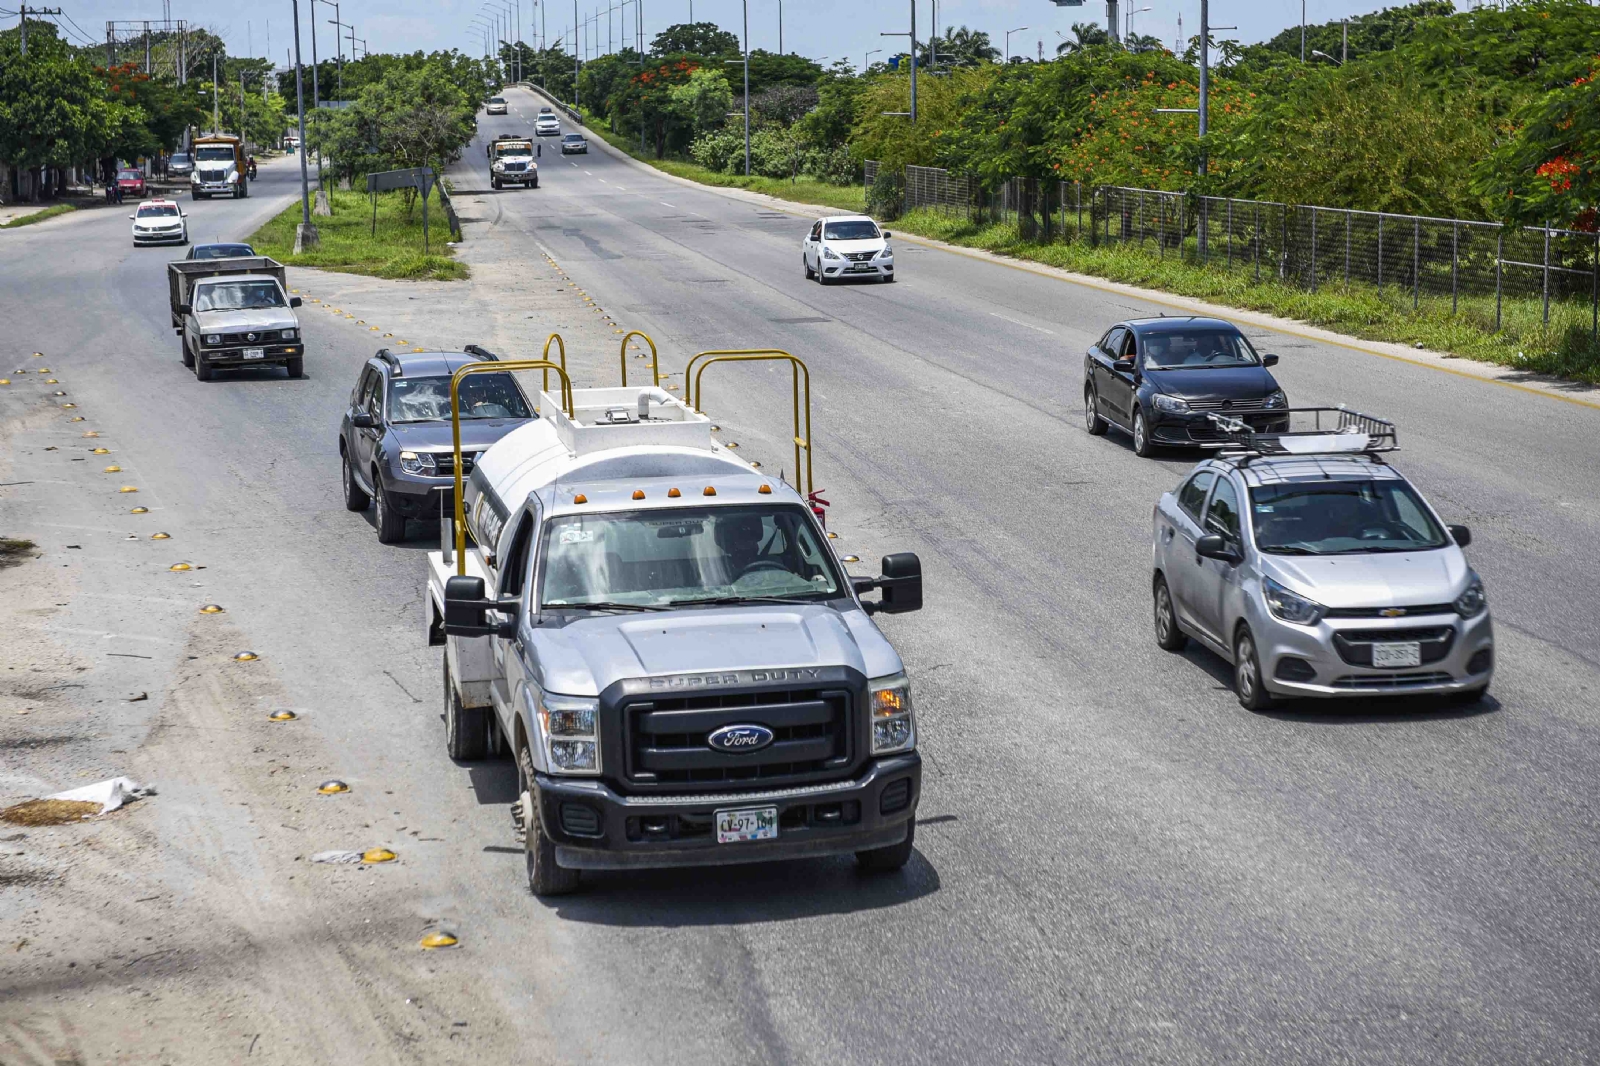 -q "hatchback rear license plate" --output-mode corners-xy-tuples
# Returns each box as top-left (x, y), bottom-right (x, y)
(715, 806), (777, 844)
(1372, 642), (1422, 668)
(242, 348), (265, 359)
